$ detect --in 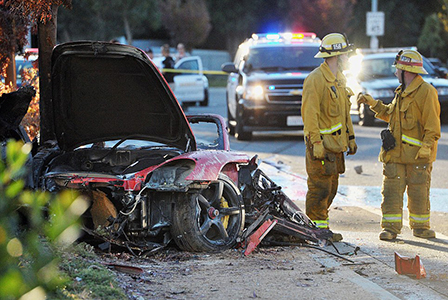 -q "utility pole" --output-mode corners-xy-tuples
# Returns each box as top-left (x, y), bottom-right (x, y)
(370, 0), (378, 50)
